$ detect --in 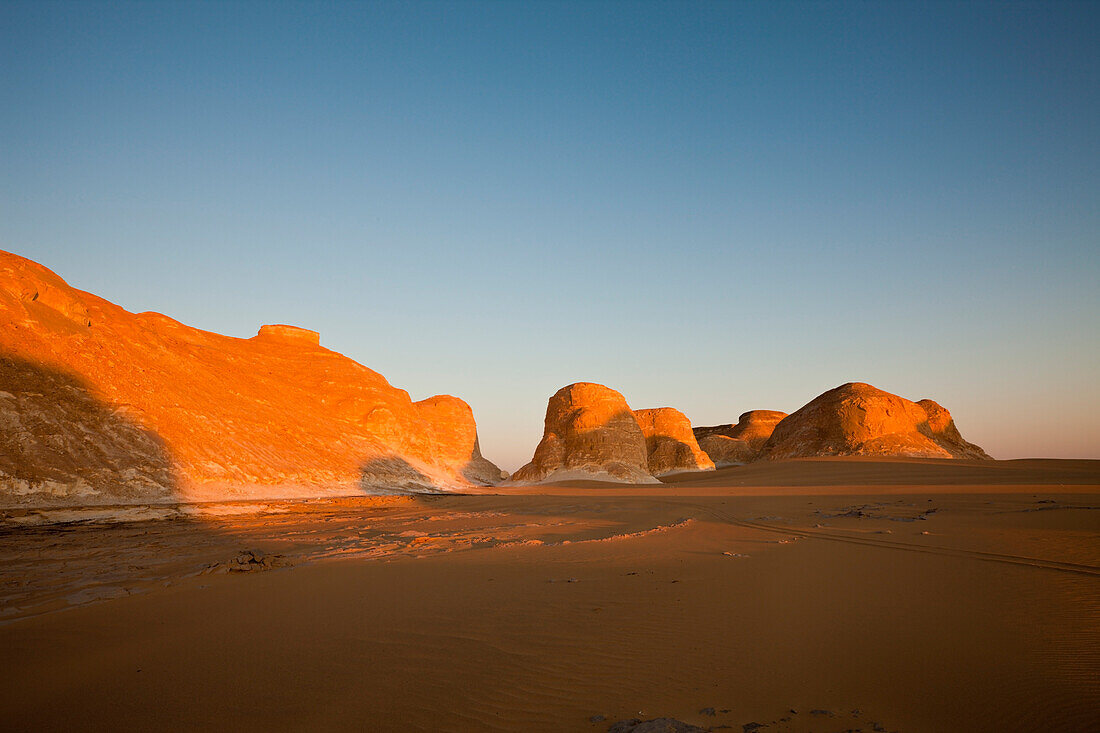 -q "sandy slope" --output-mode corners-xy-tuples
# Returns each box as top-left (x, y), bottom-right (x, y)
(1, 458), (1097, 732)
